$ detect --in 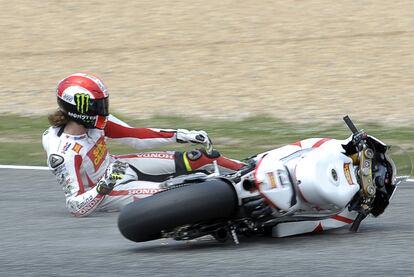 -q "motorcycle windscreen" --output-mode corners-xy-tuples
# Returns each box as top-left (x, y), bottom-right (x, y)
(387, 145), (413, 186)
(370, 146), (411, 217)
